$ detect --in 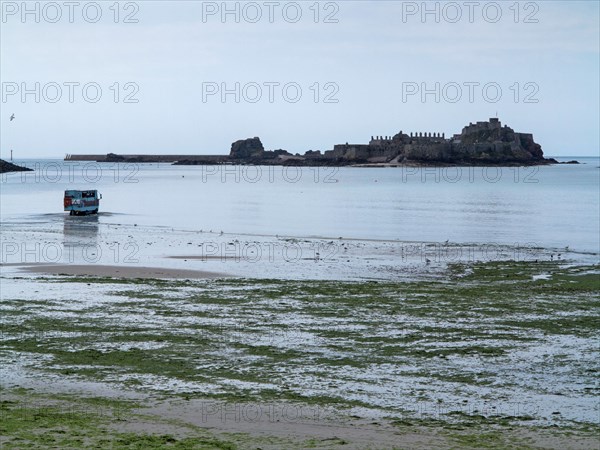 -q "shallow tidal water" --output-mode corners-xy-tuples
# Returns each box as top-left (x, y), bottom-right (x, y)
(1, 157), (599, 255)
